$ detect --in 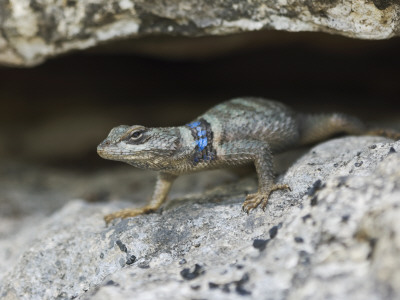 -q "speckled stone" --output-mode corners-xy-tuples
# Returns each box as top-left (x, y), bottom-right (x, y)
(1, 136), (400, 300)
